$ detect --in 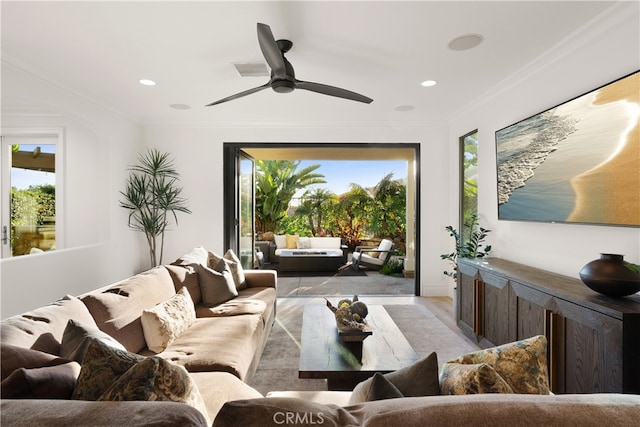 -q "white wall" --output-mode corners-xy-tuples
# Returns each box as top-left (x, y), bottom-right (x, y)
(1, 63), (143, 317)
(141, 124), (451, 296)
(447, 2), (640, 292)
